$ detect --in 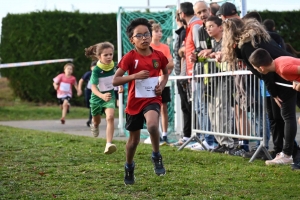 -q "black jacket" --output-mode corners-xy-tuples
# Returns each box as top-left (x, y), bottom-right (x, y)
(174, 26), (186, 75)
(236, 38), (294, 100)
